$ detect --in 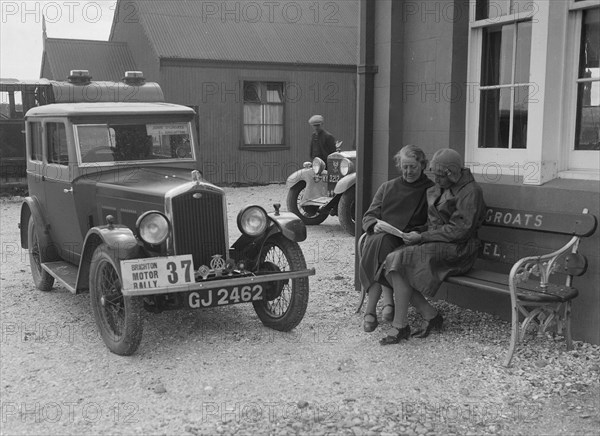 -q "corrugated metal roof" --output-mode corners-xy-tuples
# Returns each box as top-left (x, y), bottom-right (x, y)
(43, 39), (137, 81)
(132, 0), (358, 66)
